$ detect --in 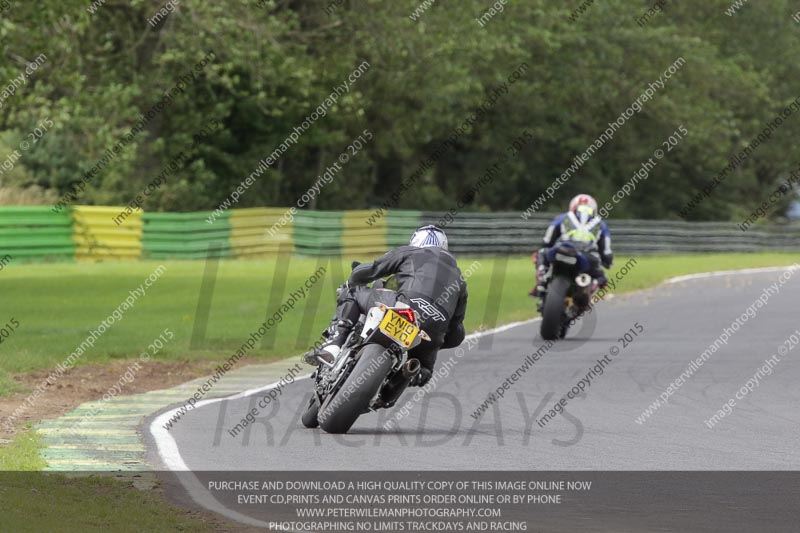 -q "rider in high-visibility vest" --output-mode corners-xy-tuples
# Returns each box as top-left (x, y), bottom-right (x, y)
(531, 194), (613, 298)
